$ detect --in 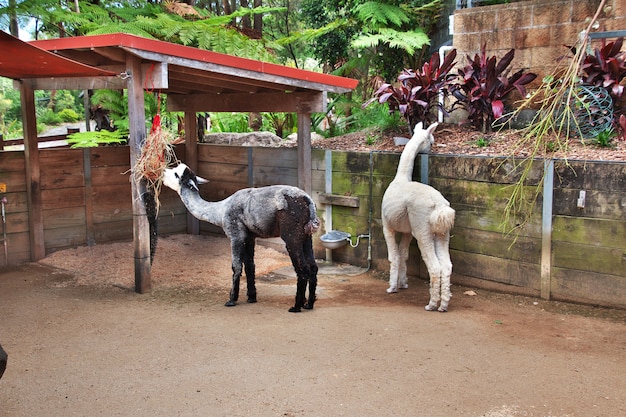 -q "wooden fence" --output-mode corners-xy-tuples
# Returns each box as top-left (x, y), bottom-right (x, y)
(1, 143), (624, 308)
